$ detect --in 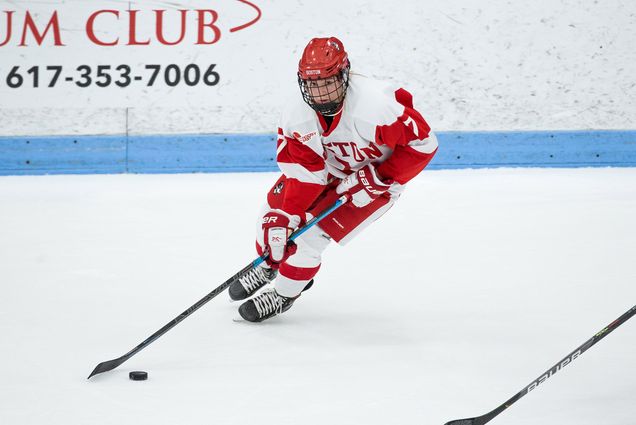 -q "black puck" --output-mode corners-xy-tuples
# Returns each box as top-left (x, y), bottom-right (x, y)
(129, 371), (148, 381)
